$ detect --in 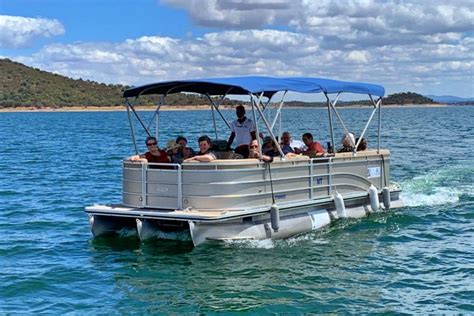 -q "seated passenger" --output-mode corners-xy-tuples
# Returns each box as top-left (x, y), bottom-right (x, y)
(356, 137), (367, 151)
(248, 139), (273, 162)
(183, 135), (216, 162)
(172, 136), (196, 163)
(128, 136), (171, 163)
(338, 132), (355, 153)
(166, 140), (181, 163)
(280, 132), (295, 154)
(301, 133), (326, 157)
